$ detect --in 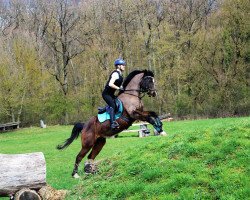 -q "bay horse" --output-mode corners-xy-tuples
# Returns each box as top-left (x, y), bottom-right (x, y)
(57, 70), (166, 178)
